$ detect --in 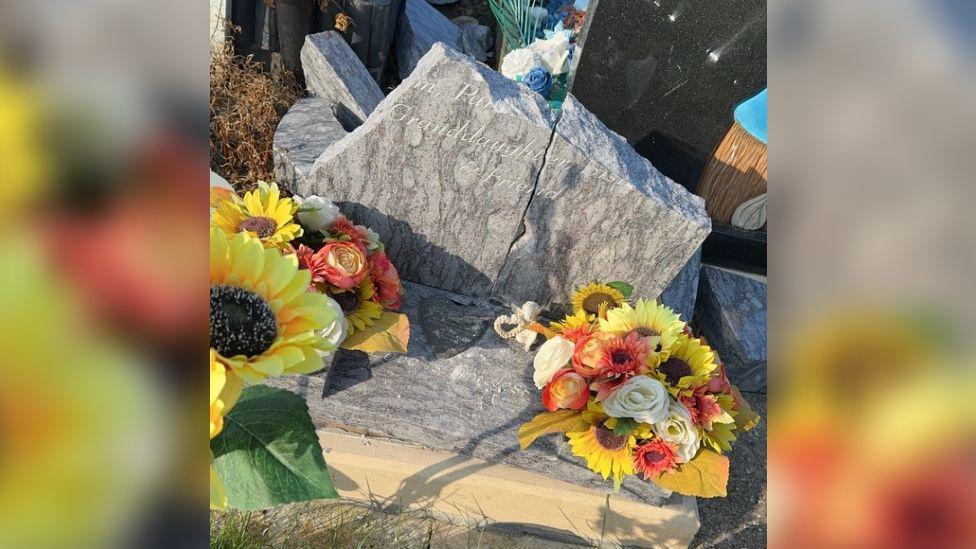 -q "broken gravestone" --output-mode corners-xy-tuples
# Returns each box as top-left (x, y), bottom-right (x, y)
(305, 43), (709, 307)
(301, 31), (385, 130)
(396, 0), (462, 80)
(273, 98), (347, 192)
(695, 265), (767, 392)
